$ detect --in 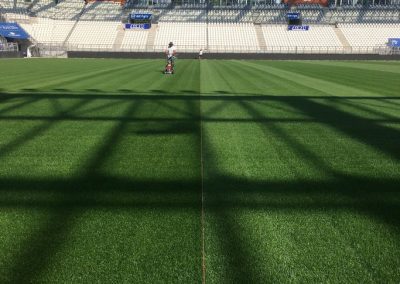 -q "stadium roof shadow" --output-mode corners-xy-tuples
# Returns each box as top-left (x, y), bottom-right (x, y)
(0, 91), (399, 282)
(3, 91), (400, 100)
